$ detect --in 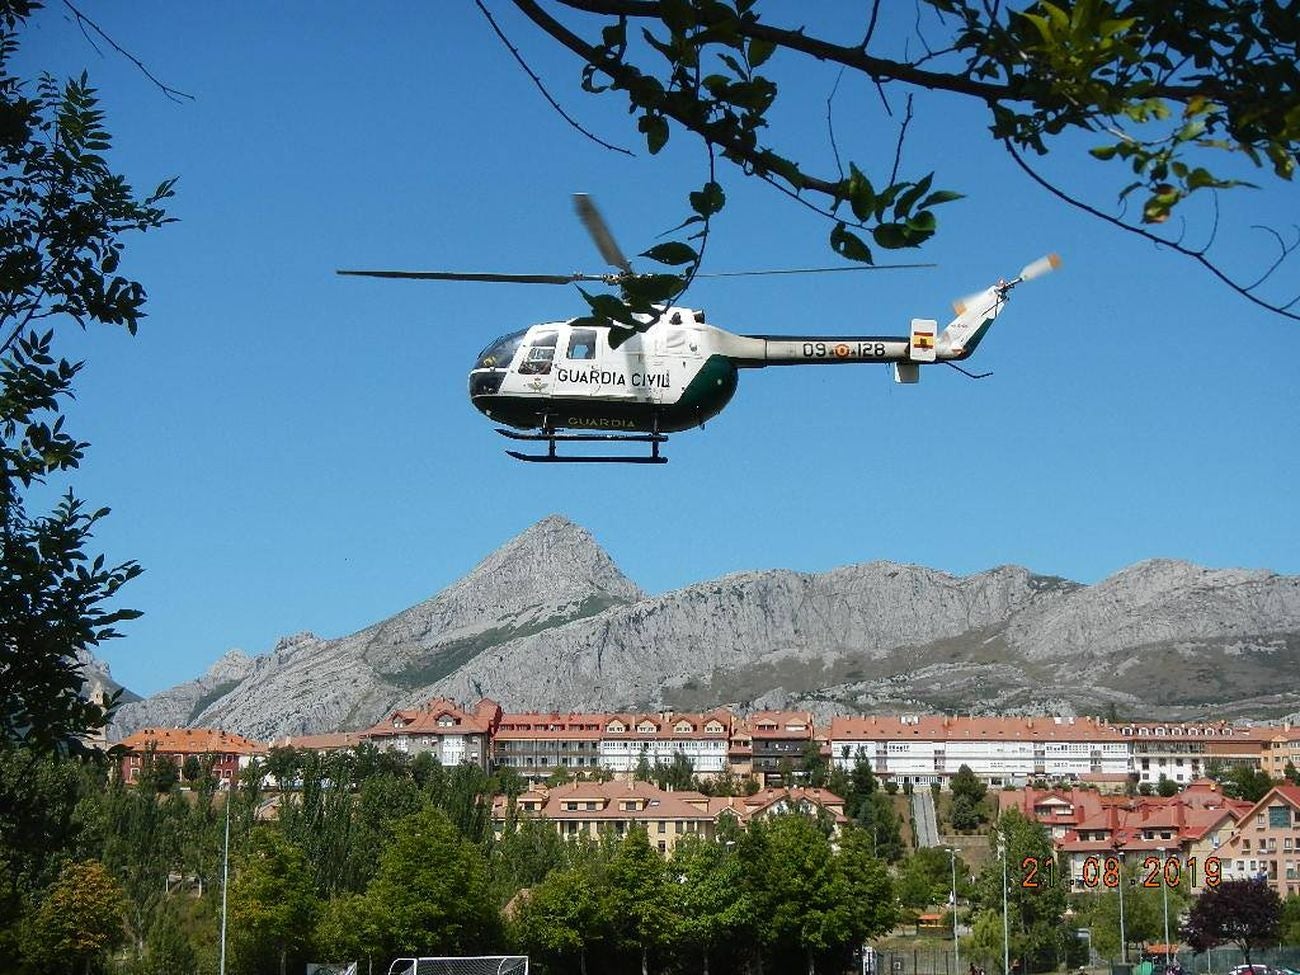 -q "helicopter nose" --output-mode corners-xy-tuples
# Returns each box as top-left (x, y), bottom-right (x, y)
(468, 368), (506, 398)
